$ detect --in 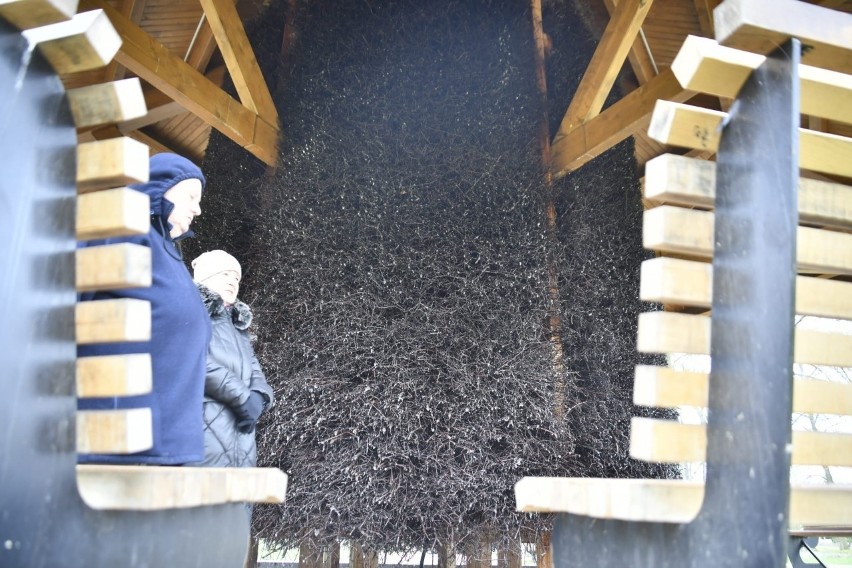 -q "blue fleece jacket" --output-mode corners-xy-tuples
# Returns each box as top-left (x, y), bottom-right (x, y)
(78, 153), (212, 465)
